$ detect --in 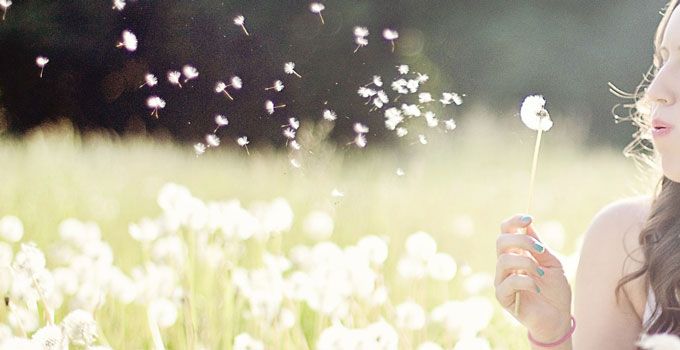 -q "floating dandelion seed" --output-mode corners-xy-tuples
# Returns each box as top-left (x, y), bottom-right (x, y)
(331, 188), (344, 197)
(401, 103), (421, 117)
(372, 90), (389, 109)
(117, 30), (138, 52)
(206, 134), (220, 147)
(418, 134), (427, 145)
(372, 75), (383, 87)
(215, 81), (232, 100)
(354, 26), (369, 37)
(514, 94), (553, 317)
(396, 127), (408, 137)
(146, 96), (165, 118)
(354, 122), (369, 134)
(35, 56), (49, 78)
(283, 127), (296, 140)
(384, 107), (404, 130)
(354, 133), (367, 148)
(383, 29), (399, 52)
(194, 143), (206, 156)
(397, 64), (409, 75)
(406, 79), (420, 93)
(353, 26), (369, 53)
(396, 168), (405, 176)
(284, 62), (302, 78)
(265, 100), (286, 115)
(444, 118), (456, 131)
(167, 71), (182, 88)
(288, 117), (300, 130)
(231, 76), (243, 90)
(215, 114), (229, 126)
(309, 2), (325, 25)
(237, 136), (250, 155)
(182, 65), (199, 83)
(418, 93), (434, 103)
(417, 73), (429, 83)
(139, 73), (157, 88)
(1, 0), (11, 21)
(354, 36), (368, 53)
(392, 79), (409, 94)
(290, 158), (301, 168)
(233, 15), (249, 36)
(424, 111), (438, 128)
(323, 109), (337, 121)
(112, 0), (125, 11)
(358, 87), (377, 98)
(440, 92), (464, 106)
(265, 80), (284, 92)
(290, 140), (301, 150)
